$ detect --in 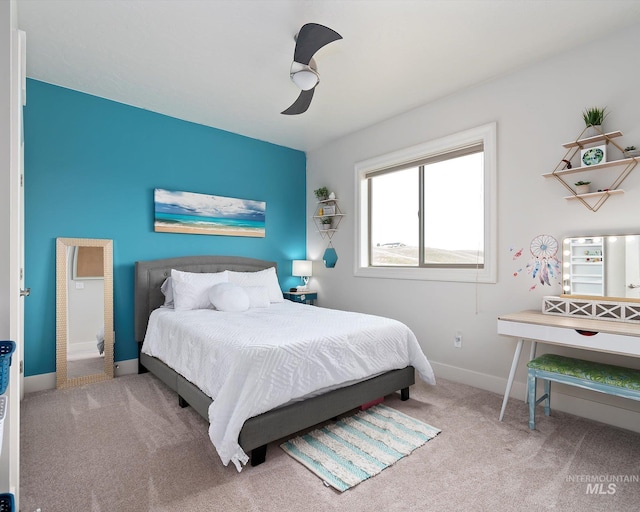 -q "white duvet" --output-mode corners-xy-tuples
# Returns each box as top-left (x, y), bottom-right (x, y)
(141, 301), (435, 471)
